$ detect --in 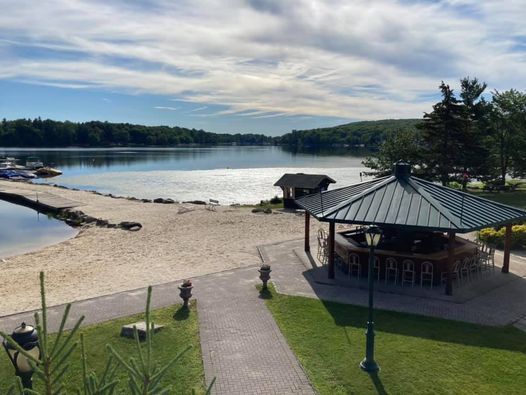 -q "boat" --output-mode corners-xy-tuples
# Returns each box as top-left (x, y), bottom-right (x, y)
(26, 156), (44, 169)
(0, 169), (36, 180)
(0, 157), (19, 169)
(34, 167), (63, 177)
